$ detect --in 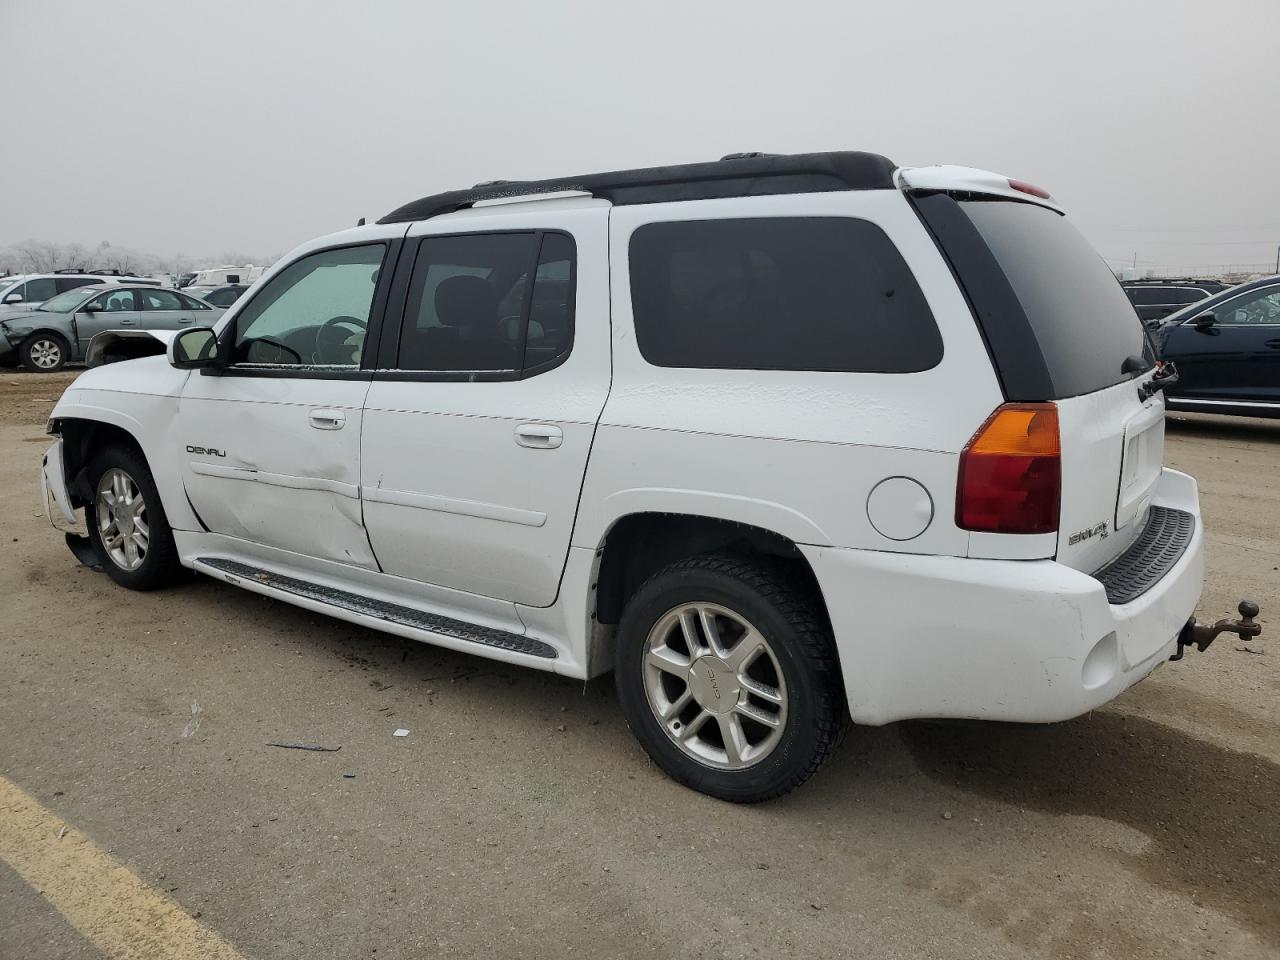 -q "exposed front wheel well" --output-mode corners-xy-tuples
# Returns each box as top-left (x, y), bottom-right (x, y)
(55, 418), (146, 506)
(593, 513), (826, 626)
